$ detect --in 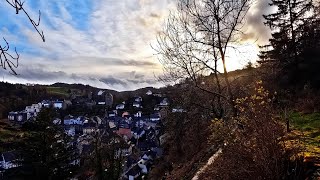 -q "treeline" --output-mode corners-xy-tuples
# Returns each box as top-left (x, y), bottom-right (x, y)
(260, 0), (320, 90)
